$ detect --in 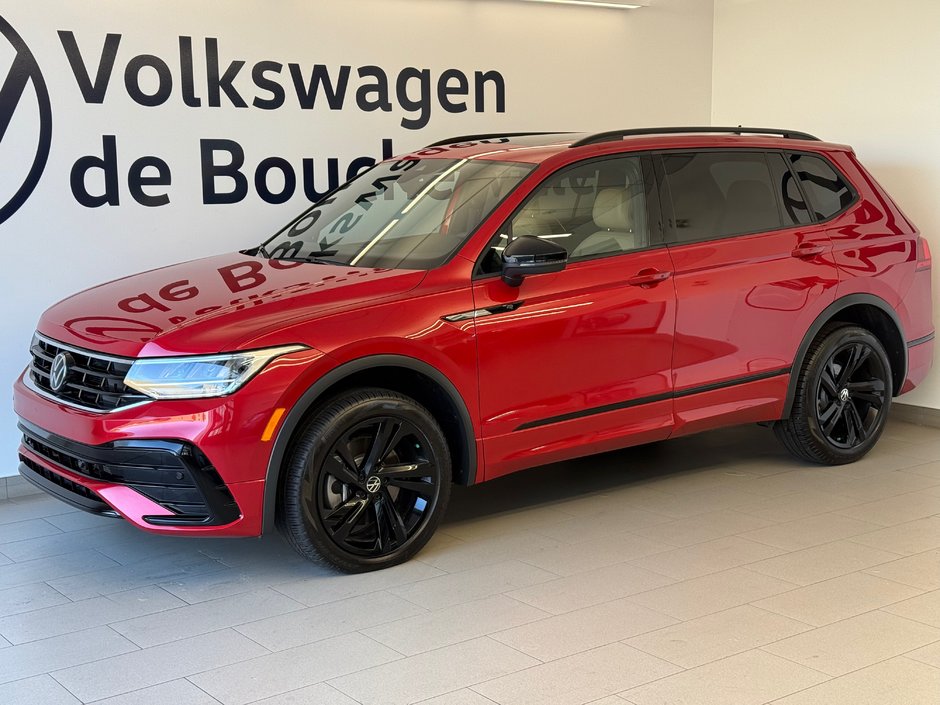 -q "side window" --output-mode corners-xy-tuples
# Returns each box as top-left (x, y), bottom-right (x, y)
(478, 156), (651, 273)
(789, 153), (855, 220)
(662, 151), (782, 243)
(767, 152), (813, 226)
